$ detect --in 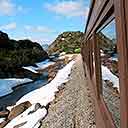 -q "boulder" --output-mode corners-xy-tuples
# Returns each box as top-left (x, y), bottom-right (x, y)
(0, 106), (10, 118)
(0, 120), (9, 128)
(8, 101), (32, 120)
(0, 110), (9, 118)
